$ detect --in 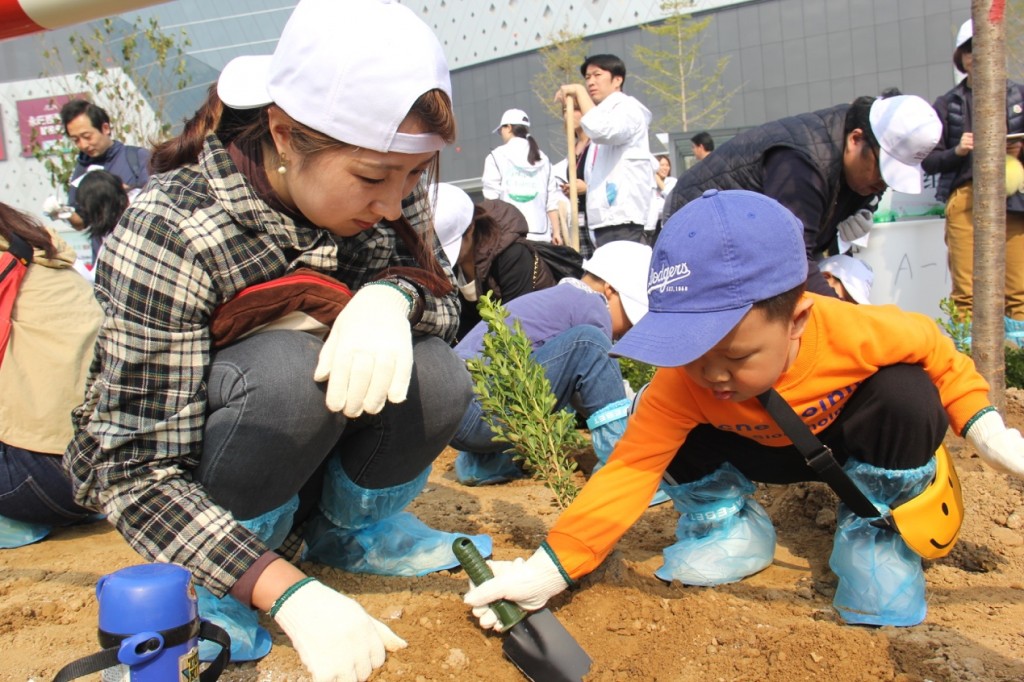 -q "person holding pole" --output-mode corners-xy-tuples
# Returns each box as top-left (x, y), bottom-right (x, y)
(553, 102), (595, 258)
(555, 54), (653, 247)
